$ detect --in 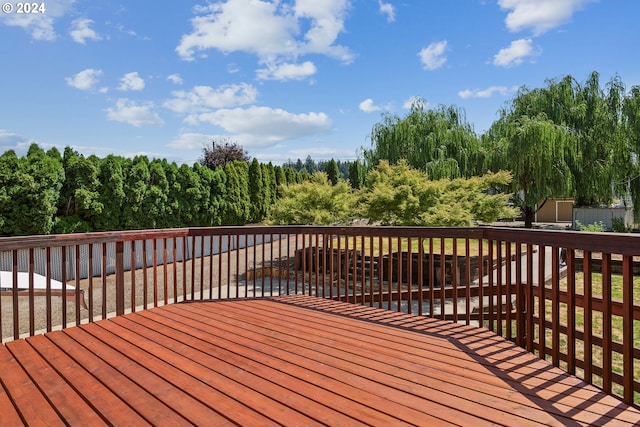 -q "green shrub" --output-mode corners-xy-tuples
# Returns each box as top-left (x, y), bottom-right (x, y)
(575, 220), (607, 232)
(611, 217), (632, 233)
